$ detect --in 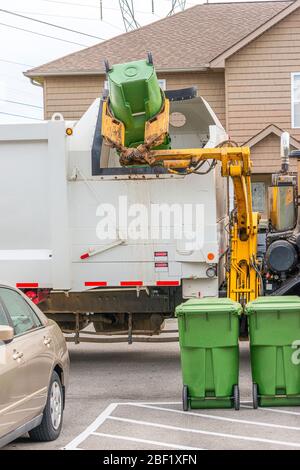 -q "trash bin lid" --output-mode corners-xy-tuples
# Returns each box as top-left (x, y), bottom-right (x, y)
(245, 296), (300, 315)
(175, 297), (242, 317)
